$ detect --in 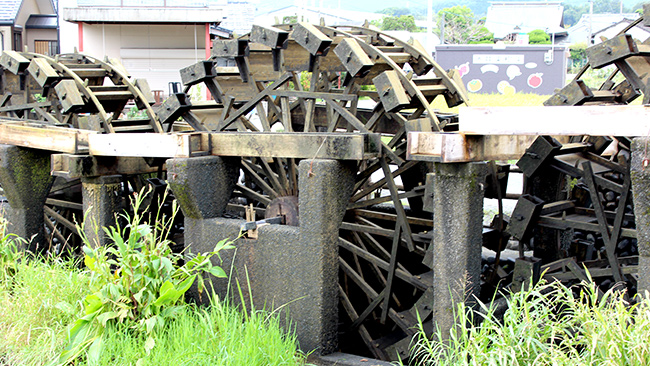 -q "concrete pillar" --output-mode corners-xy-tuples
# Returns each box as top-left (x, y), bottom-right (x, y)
(295, 159), (356, 354)
(81, 175), (122, 248)
(431, 162), (486, 340)
(0, 144), (54, 253)
(174, 158), (355, 356)
(166, 155), (239, 220)
(631, 138), (650, 295)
